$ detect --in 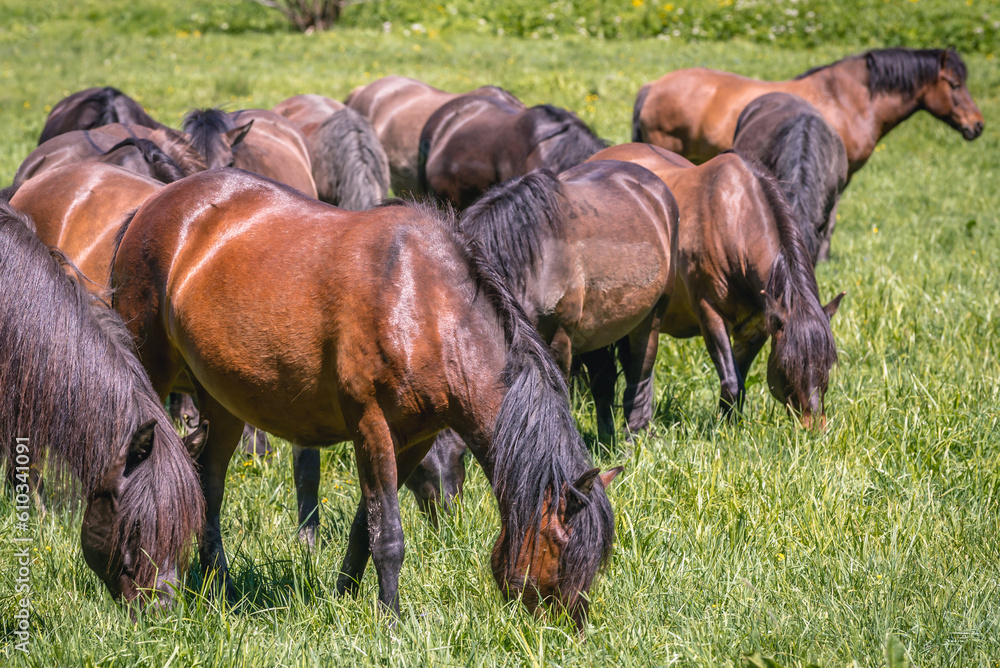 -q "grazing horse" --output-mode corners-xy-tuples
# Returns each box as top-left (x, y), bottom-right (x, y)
(634, 47), (984, 174)
(13, 124), (205, 188)
(419, 96), (608, 209)
(110, 169), (619, 627)
(345, 76), (525, 197)
(0, 202), (205, 606)
(733, 93), (848, 263)
(273, 94), (390, 210)
(183, 108), (318, 198)
(37, 86), (166, 145)
(588, 144), (844, 429)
